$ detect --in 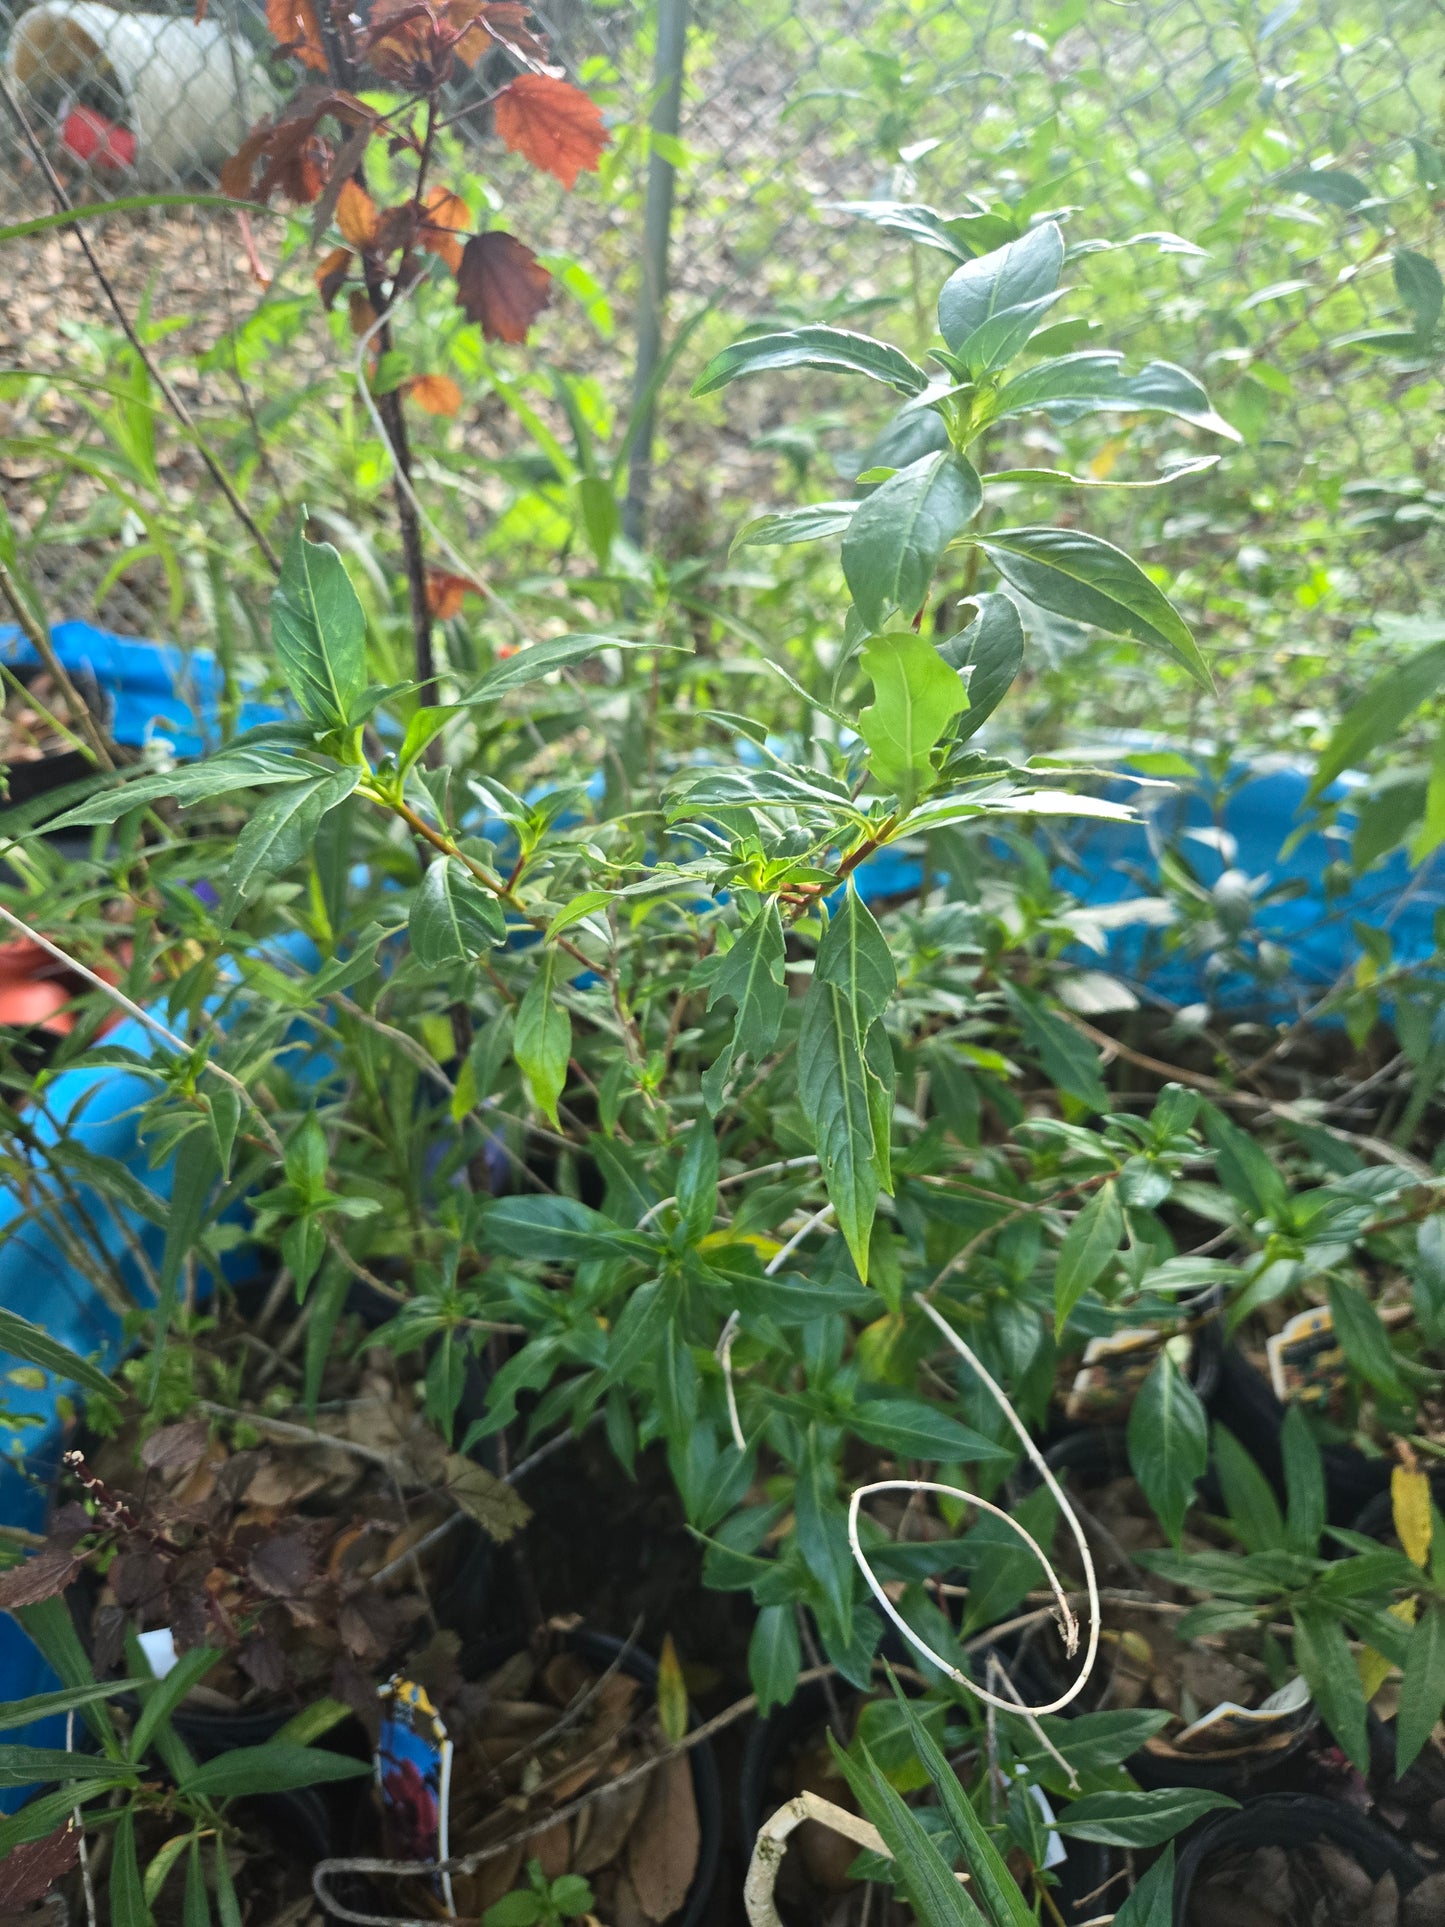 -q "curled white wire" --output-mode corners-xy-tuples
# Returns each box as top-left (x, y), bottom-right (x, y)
(844, 1294), (1101, 1718)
